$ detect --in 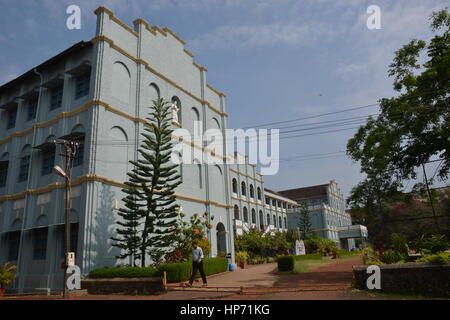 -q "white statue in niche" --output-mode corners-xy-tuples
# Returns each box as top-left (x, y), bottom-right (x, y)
(171, 102), (180, 124)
